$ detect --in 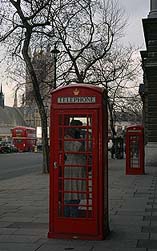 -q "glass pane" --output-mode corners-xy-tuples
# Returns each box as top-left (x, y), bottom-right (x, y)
(63, 115), (92, 127)
(64, 165), (87, 179)
(57, 113), (94, 218)
(130, 136), (139, 168)
(87, 116), (92, 126)
(87, 154), (92, 165)
(64, 179), (87, 193)
(64, 197), (82, 218)
(64, 142), (85, 152)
